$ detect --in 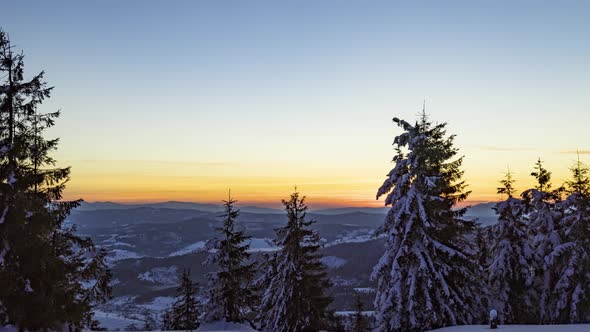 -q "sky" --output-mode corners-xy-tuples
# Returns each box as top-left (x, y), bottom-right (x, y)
(1, 1), (589, 208)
